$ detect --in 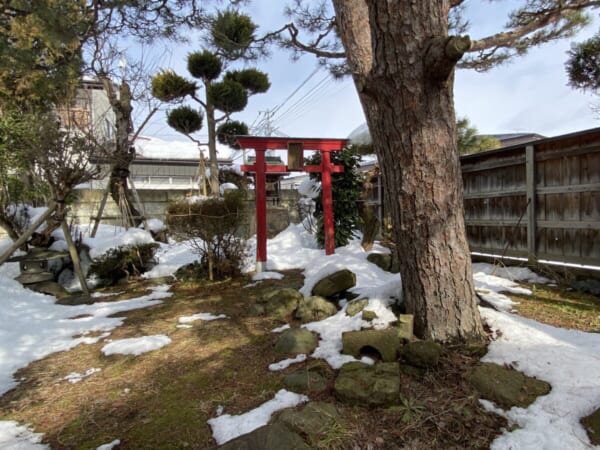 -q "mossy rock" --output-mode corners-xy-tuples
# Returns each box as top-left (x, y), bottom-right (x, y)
(361, 310), (378, 321)
(216, 423), (308, 449)
(274, 328), (318, 355)
(295, 296), (338, 323)
(334, 361), (400, 406)
(402, 340), (442, 368)
(367, 253), (392, 271)
(311, 269), (356, 298)
(283, 360), (333, 394)
(397, 314), (414, 341)
(469, 362), (551, 409)
(346, 299), (368, 317)
(276, 402), (340, 441)
(581, 407), (600, 445)
(258, 288), (302, 319)
(342, 328), (400, 362)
